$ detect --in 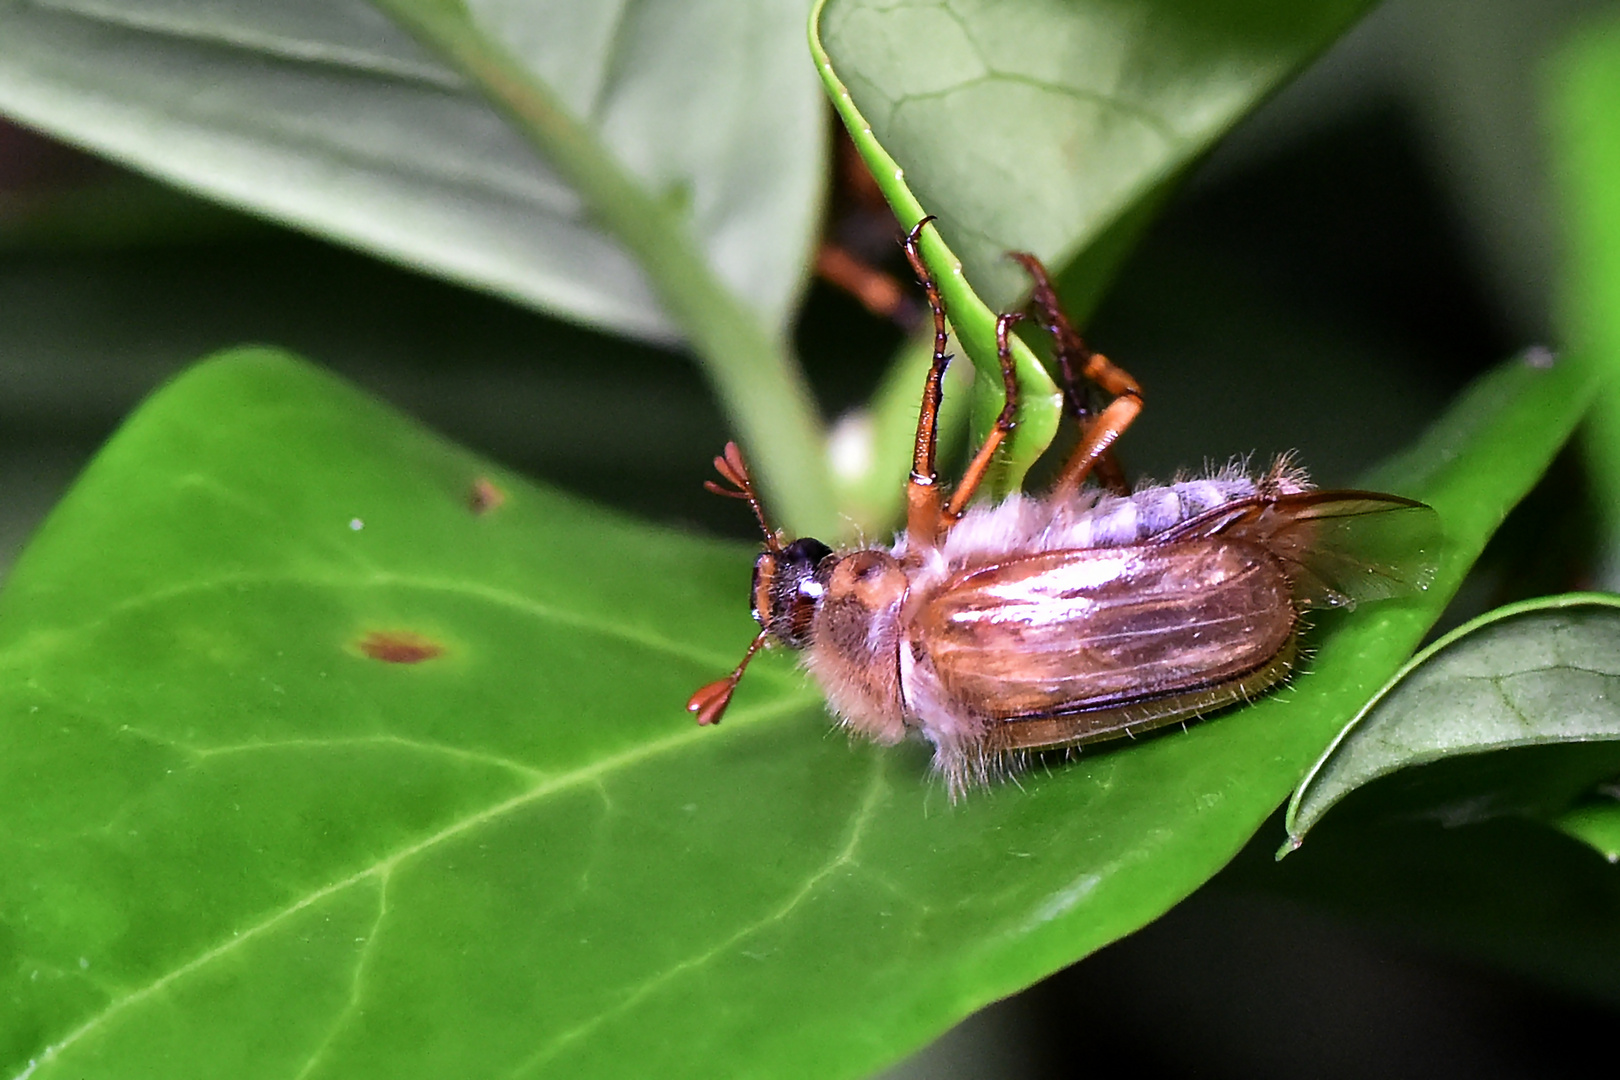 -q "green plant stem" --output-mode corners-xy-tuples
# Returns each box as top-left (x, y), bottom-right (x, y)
(1550, 17), (1620, 581)
(374, 0), (837, 537)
